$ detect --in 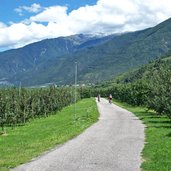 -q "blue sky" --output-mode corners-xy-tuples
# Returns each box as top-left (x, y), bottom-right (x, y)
(0, 0), (97, 24)
(0, 0), (171, 51)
